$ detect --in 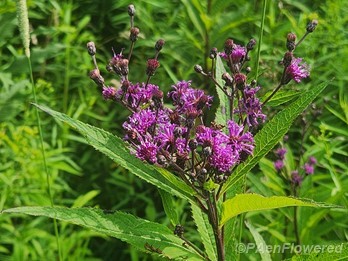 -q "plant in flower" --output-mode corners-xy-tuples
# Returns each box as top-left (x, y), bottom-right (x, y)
(4, 3), (341, 261)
